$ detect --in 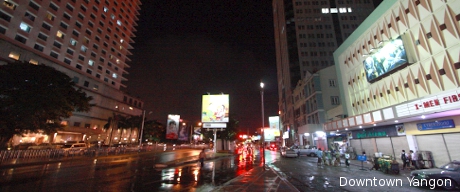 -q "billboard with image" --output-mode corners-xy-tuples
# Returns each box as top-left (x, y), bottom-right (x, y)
(201, 94), (229, 123)
(166, 114), (180, 139)
(364, 36), (408, 82)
